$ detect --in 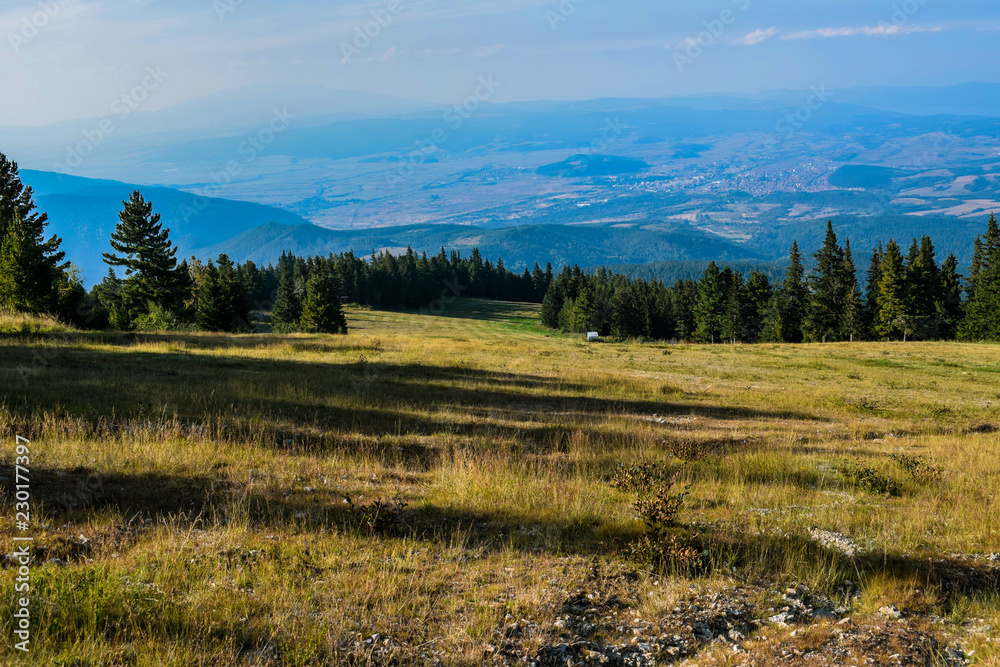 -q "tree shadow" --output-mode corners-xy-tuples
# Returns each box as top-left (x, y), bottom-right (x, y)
(0, 334), (826, 454)
(699, 530), (1000, 608)
(5, 463), (637, 561)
